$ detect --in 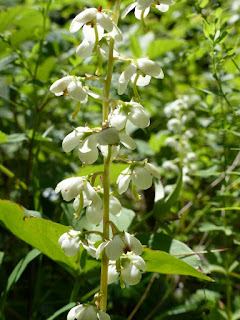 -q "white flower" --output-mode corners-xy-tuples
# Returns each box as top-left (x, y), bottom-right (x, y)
(97, 231), (143, 261)
(58, 230), (97, 258)
(109, 101), (150, 130)
(165, 137), (179, 150)
(122, 0), (174, 20)
(58, 230), (81, 257)
(55, 177), (85, 201)
(73, 184), (122, 225)
(67, 304), (110, 320)
(108, 253), (146, 286)
(167, 118), (182, 133)
(62, 127), (136, 164)
(162, 160), (179, 173)
(70, 7), (123, 42)
(50, 76), (103, 103)
(118, 58), (164, 95)
(50, 76), (88, 103)
(117, 162), (160, 194)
